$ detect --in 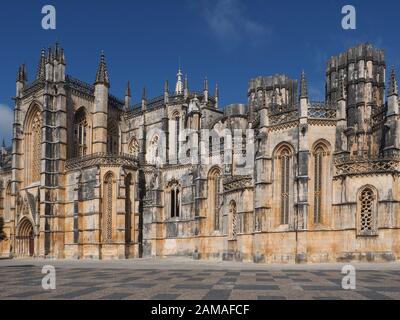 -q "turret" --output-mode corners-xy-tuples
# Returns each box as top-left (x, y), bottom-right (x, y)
(125, 81), (131, 112)
(93, 51), (110, 153)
